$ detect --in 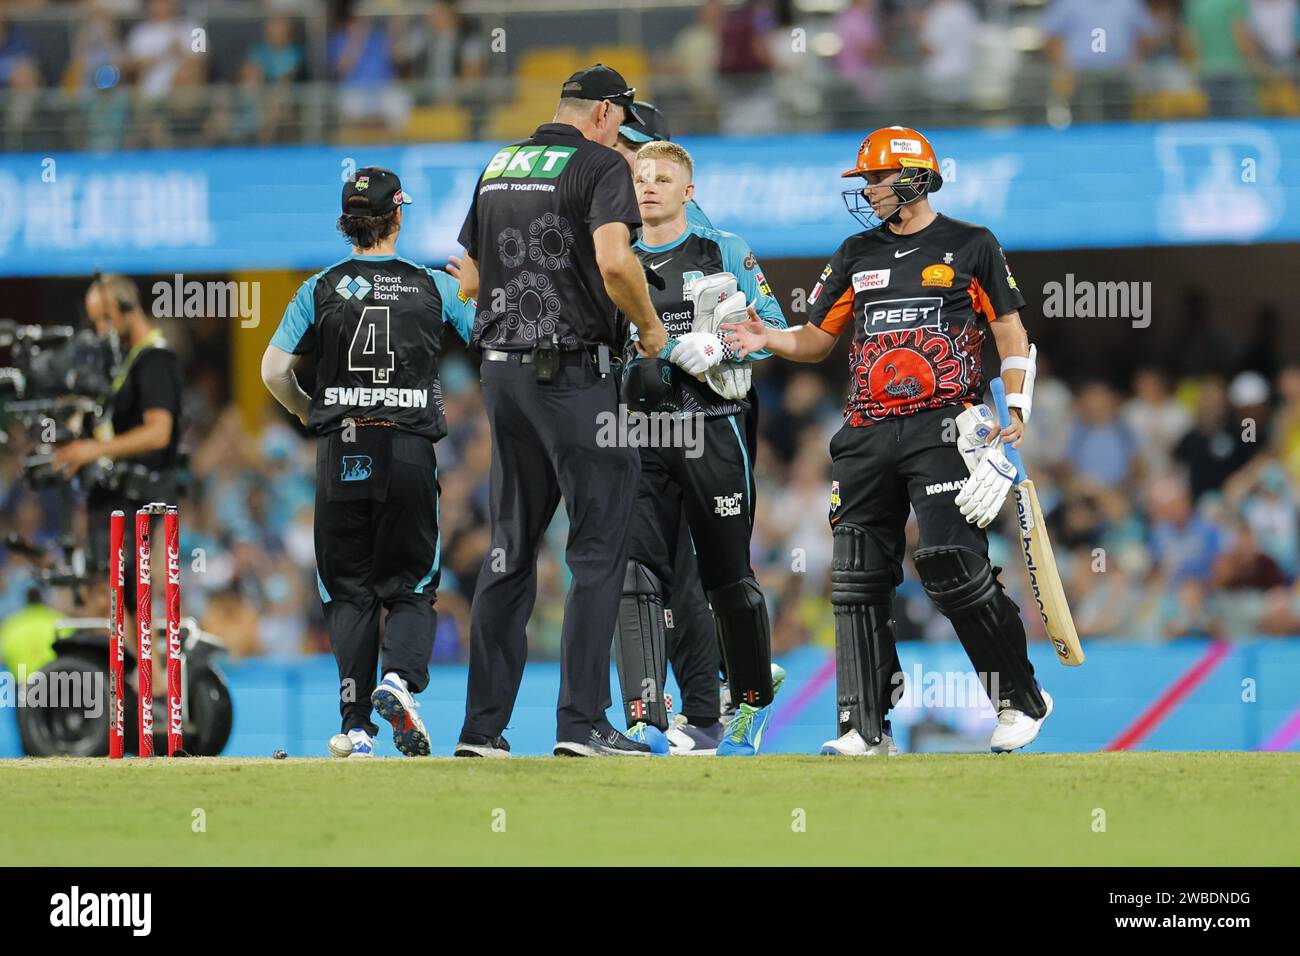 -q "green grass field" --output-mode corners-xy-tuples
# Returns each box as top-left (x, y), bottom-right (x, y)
(3, 752), (1297, 866)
